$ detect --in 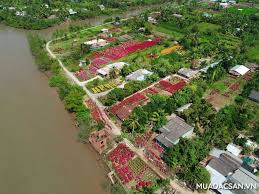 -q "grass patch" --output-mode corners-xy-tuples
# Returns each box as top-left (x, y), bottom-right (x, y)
(153, 24), (184, 39)
(227, 7), (259, 15)
(193, 22), (220, 32)
(246, 45), (259, 63)
(212, 82), (227, 92)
